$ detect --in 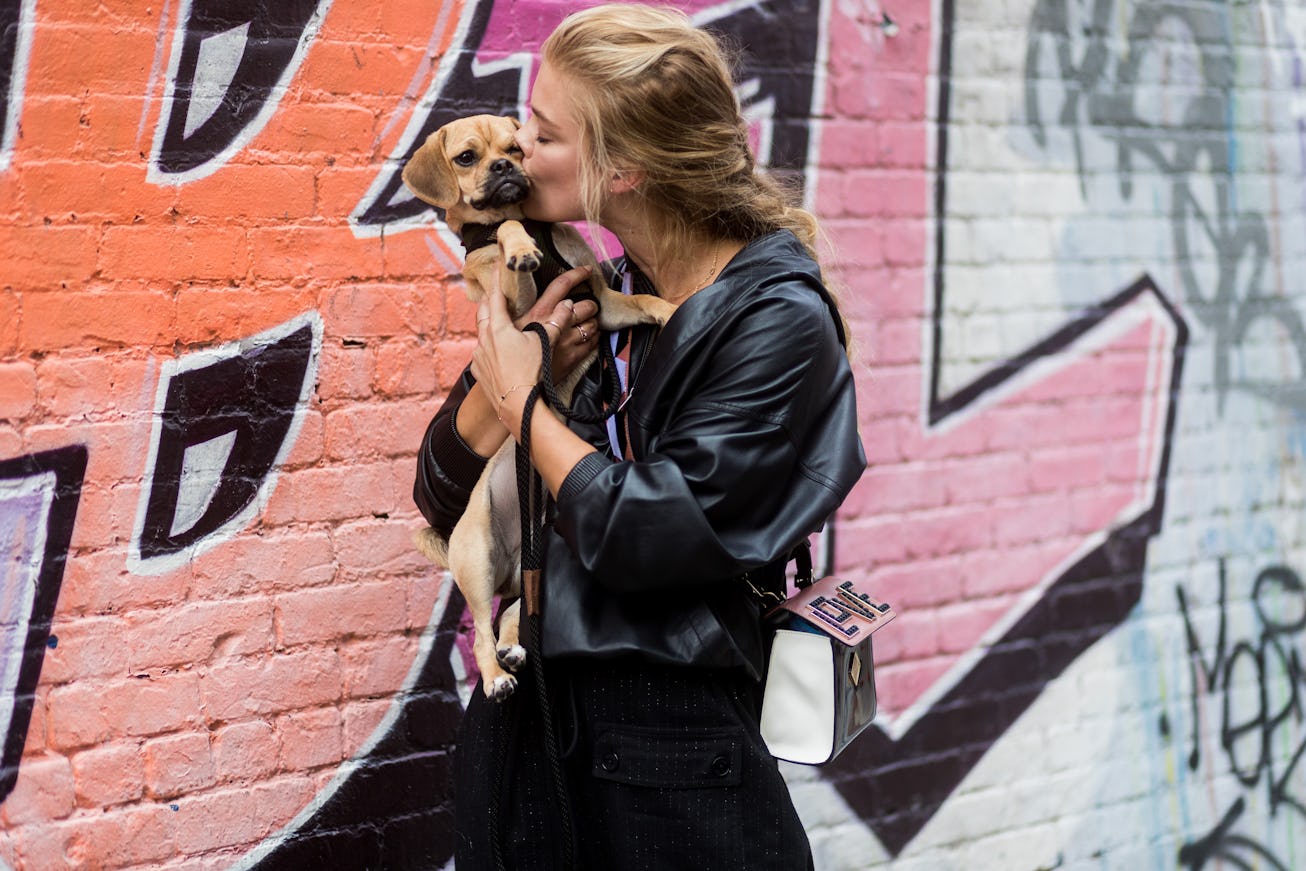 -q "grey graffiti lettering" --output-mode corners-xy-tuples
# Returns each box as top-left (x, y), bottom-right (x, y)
(1024, 0), (1306, 413)
(1175, 560), (1306, 867)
